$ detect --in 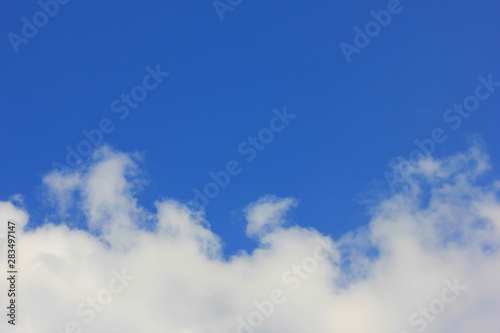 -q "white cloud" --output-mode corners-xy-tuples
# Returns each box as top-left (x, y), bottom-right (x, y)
(1, 144), (499, 333)
(244, 195), (298, 237)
